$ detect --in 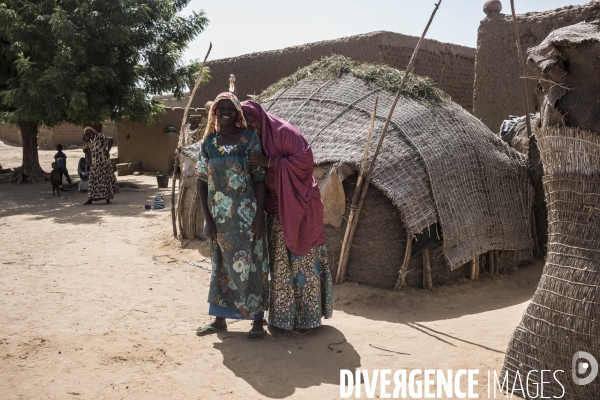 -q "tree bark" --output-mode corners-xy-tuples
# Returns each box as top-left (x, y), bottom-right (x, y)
(13, 121), (47, 182)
